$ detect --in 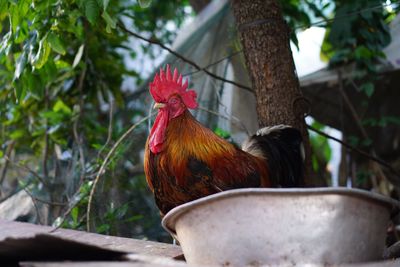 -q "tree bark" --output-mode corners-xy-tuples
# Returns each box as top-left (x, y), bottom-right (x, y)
(231, 0), (314, 186)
